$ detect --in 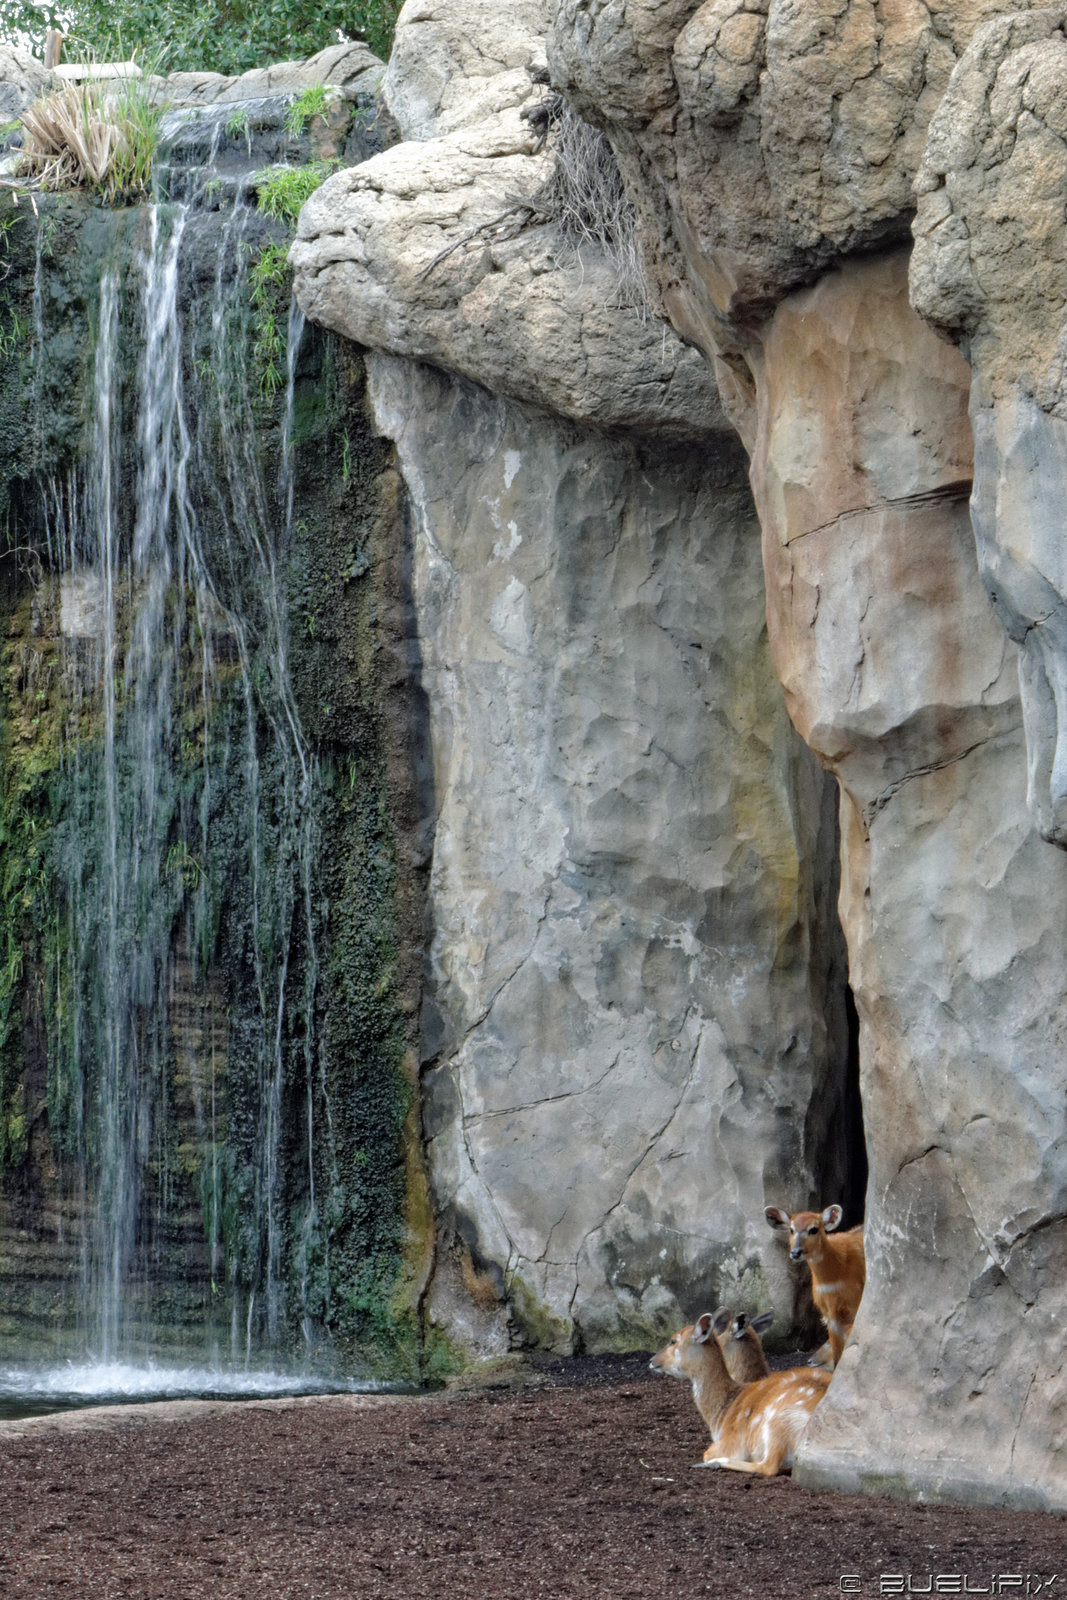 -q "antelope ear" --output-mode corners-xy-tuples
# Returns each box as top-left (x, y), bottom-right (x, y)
(730, 1313), (749, 1339)
(750, 1310), (774, 1336)
(765, 1206), (790, 1231)
(822, 1204), (844, 1232)
(710, 1307), (731, 1336)
(694, 1313), (716, 1343)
